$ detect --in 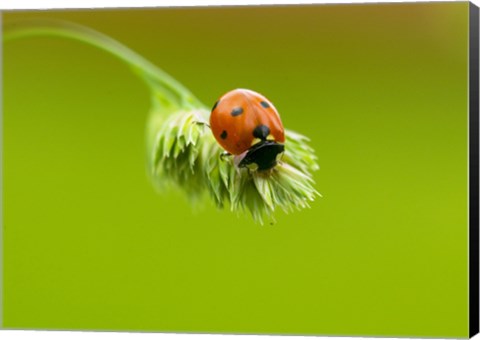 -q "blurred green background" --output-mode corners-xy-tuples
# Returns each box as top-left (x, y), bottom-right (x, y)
(2, 2), (470, 337)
